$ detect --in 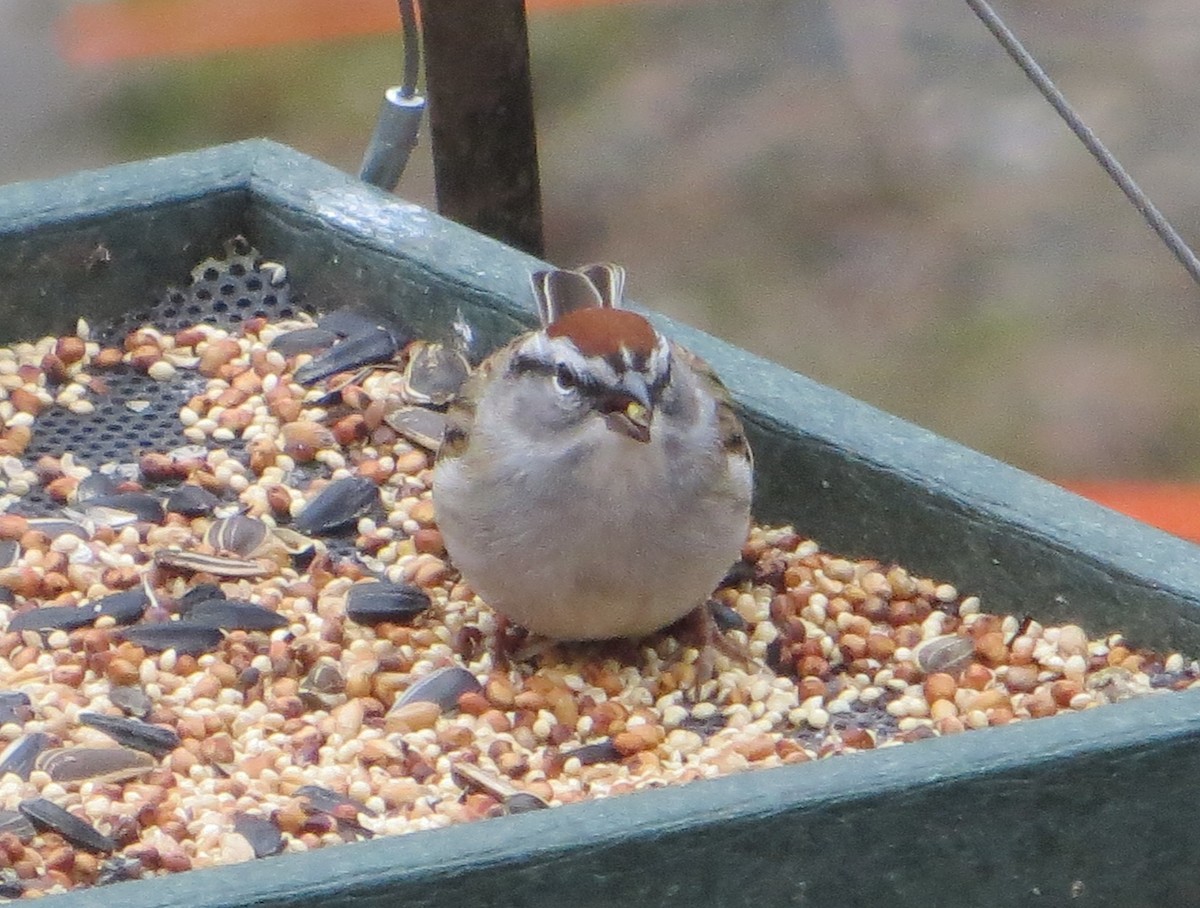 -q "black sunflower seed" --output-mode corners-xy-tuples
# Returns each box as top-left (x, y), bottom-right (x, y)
(0, 733), (49, 781)
(186, 600), (289, 632)
(0, 869), (21, 898)
(295, 784), (377, 818)
(317, 308), (398, 339)
(233, 813), (285, 858)
(79, 712), (181, 757)
(19, 798), (115, 854)
(293, 477), (380, 536)
(0, 809), (35, 843)
(707, 599), (747, 633)
(294, 325), (400, 386)
(504, 792), (550, 815)
(0, 539), (19, 570)
(295, 784), (374, 837)
(118, 622), (224, 656)
(718, 559), (757, 589)
(394, 666), (481, 711)
(345, 581), (430, 627)
(91, 588), (150, 626)
(178, 583), (226, 613)
(561, 739), (622, 767)
(165, 484), (220, 518)
(8, 605), (95, 633)
(75, 473), (120, 504)
(85, 492), (165, 524)
(0, 692), (31, 727)
(96, 855), (143, 885)
(269, 326), (339, 356)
